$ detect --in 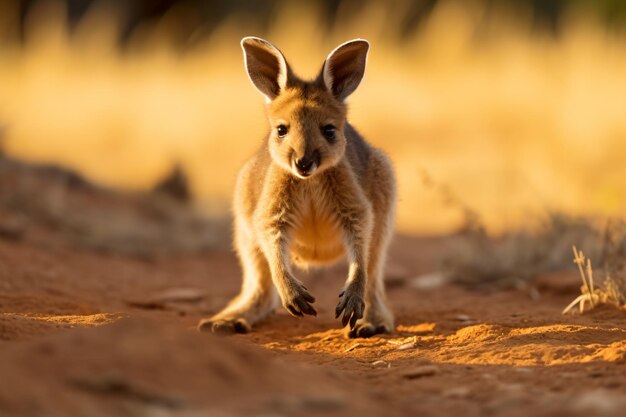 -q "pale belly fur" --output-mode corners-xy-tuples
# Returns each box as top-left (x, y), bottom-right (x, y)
(290, 203), (345, 267)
